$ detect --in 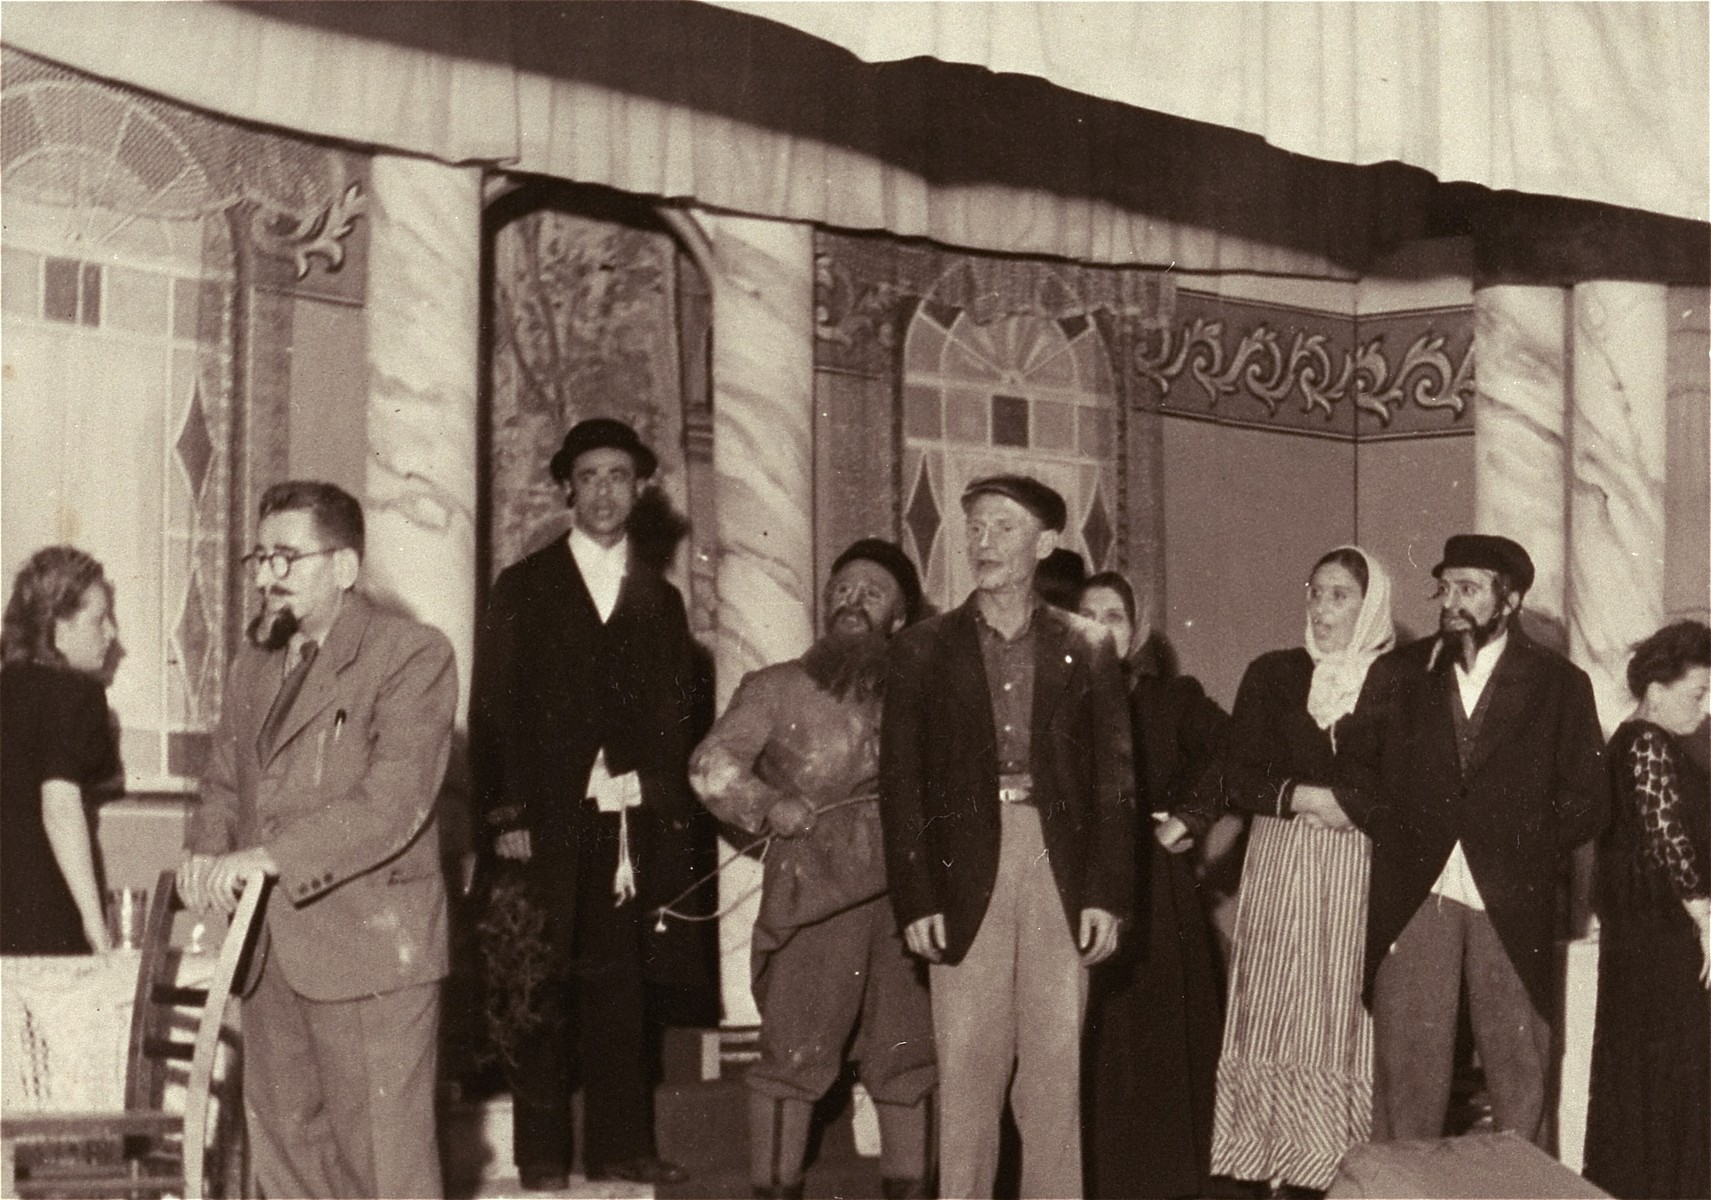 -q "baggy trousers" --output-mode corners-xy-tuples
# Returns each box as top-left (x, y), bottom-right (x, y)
(749, 894), (936, 1105)
(930, 805), (1088, 1200)
(243, 954), (443, 1199)
(1371, 895), (1554, 1147)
